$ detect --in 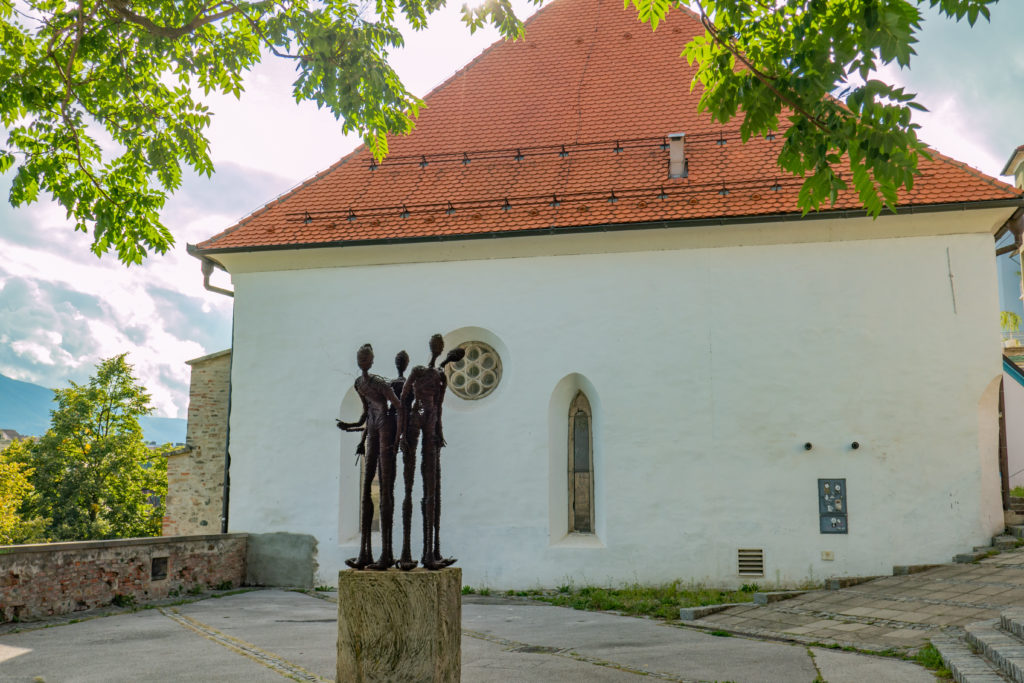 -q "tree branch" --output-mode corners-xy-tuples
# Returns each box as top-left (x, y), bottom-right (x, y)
(104, 0), (251, 39)
(694, 2), (836, 138)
